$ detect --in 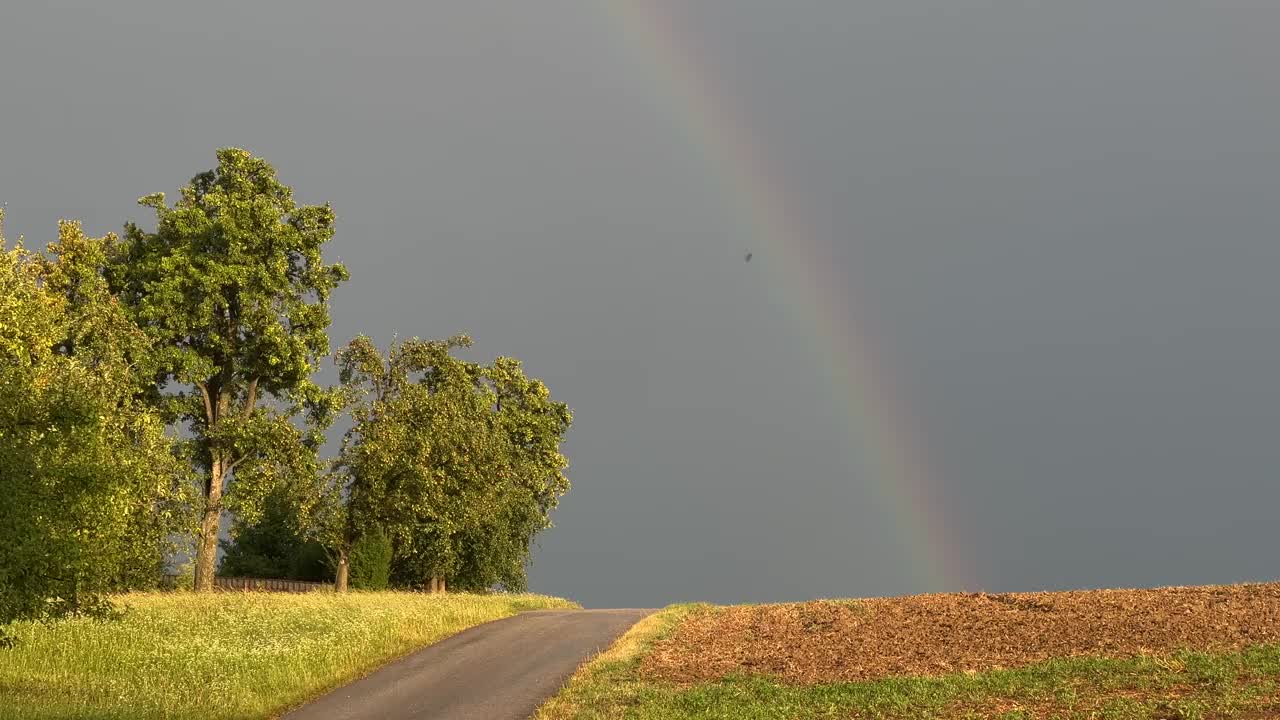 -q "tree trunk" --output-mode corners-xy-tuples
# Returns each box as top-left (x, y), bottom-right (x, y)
(335, 550), (350, 593)
(429, 575), (446, 594)
(193, 460), (225, 592)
